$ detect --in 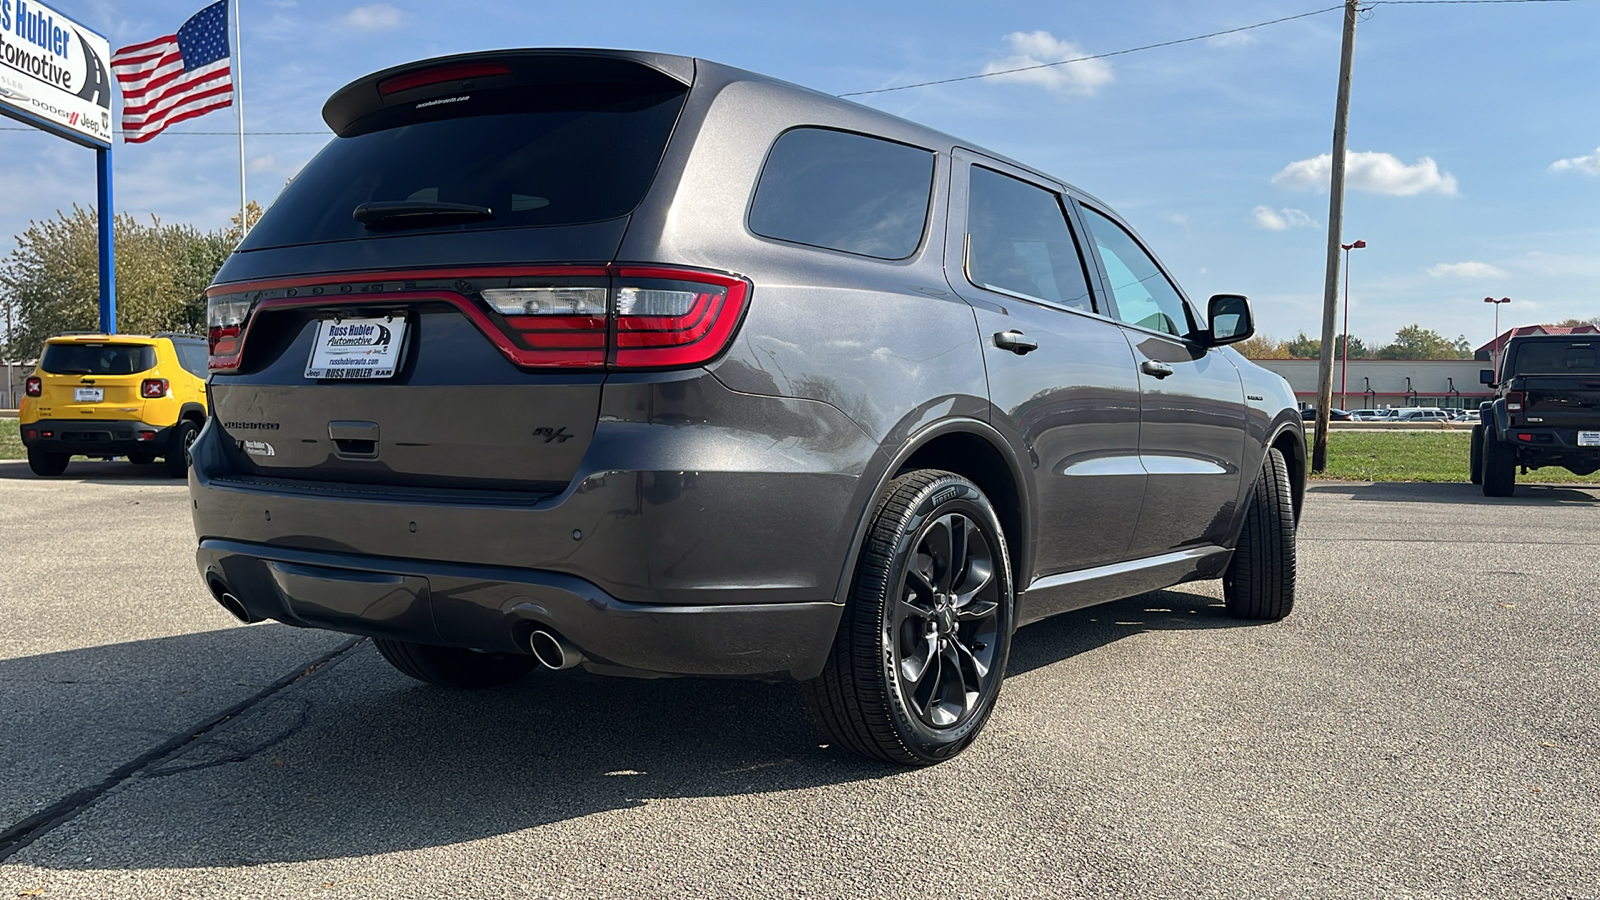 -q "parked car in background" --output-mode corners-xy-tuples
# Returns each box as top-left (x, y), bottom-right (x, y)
(18, 333), (209, 477)
(1391, 408), (1450, 422)
(187, 48), (1306, 765)
(1473, 334), (1600, 496)
(1302, 407), (1351, 421)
